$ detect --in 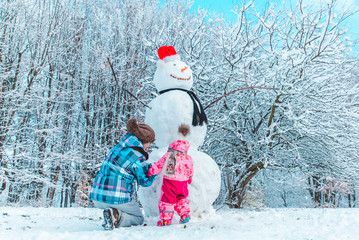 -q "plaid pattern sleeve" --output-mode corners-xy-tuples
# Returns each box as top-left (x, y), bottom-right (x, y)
(131, 154), (156, 187)
(90, 133), (155, 205)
